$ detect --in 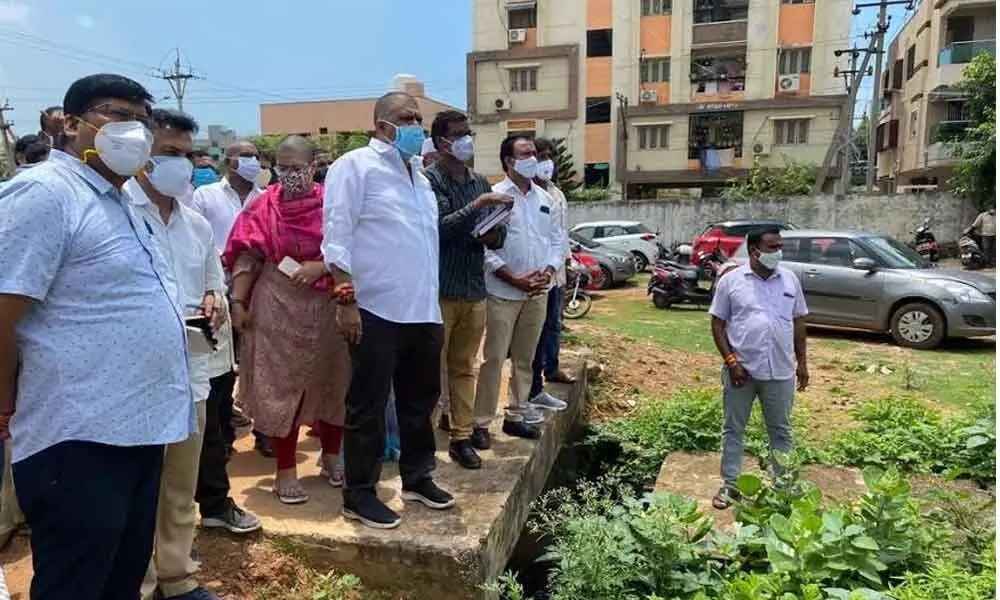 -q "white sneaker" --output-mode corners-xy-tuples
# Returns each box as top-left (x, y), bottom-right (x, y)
(529, 391), (568, 411)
